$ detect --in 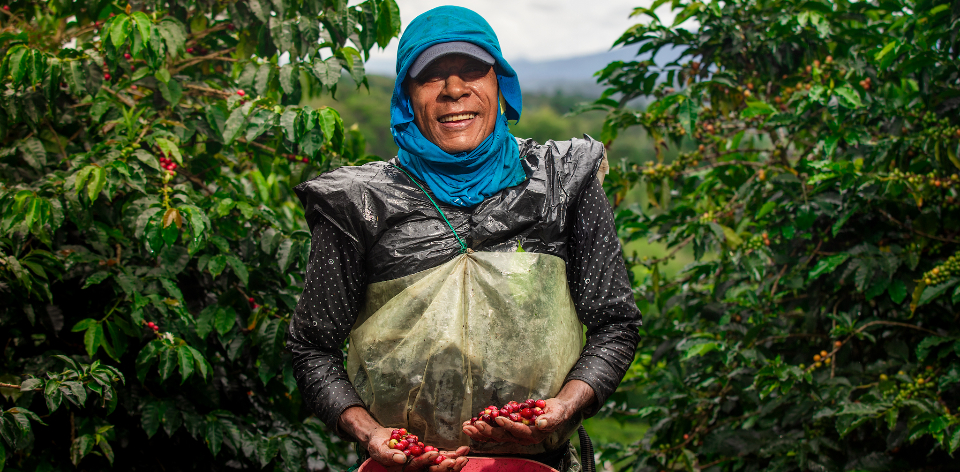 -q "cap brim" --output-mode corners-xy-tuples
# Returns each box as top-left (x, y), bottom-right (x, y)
(408, 41), (496, 79)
